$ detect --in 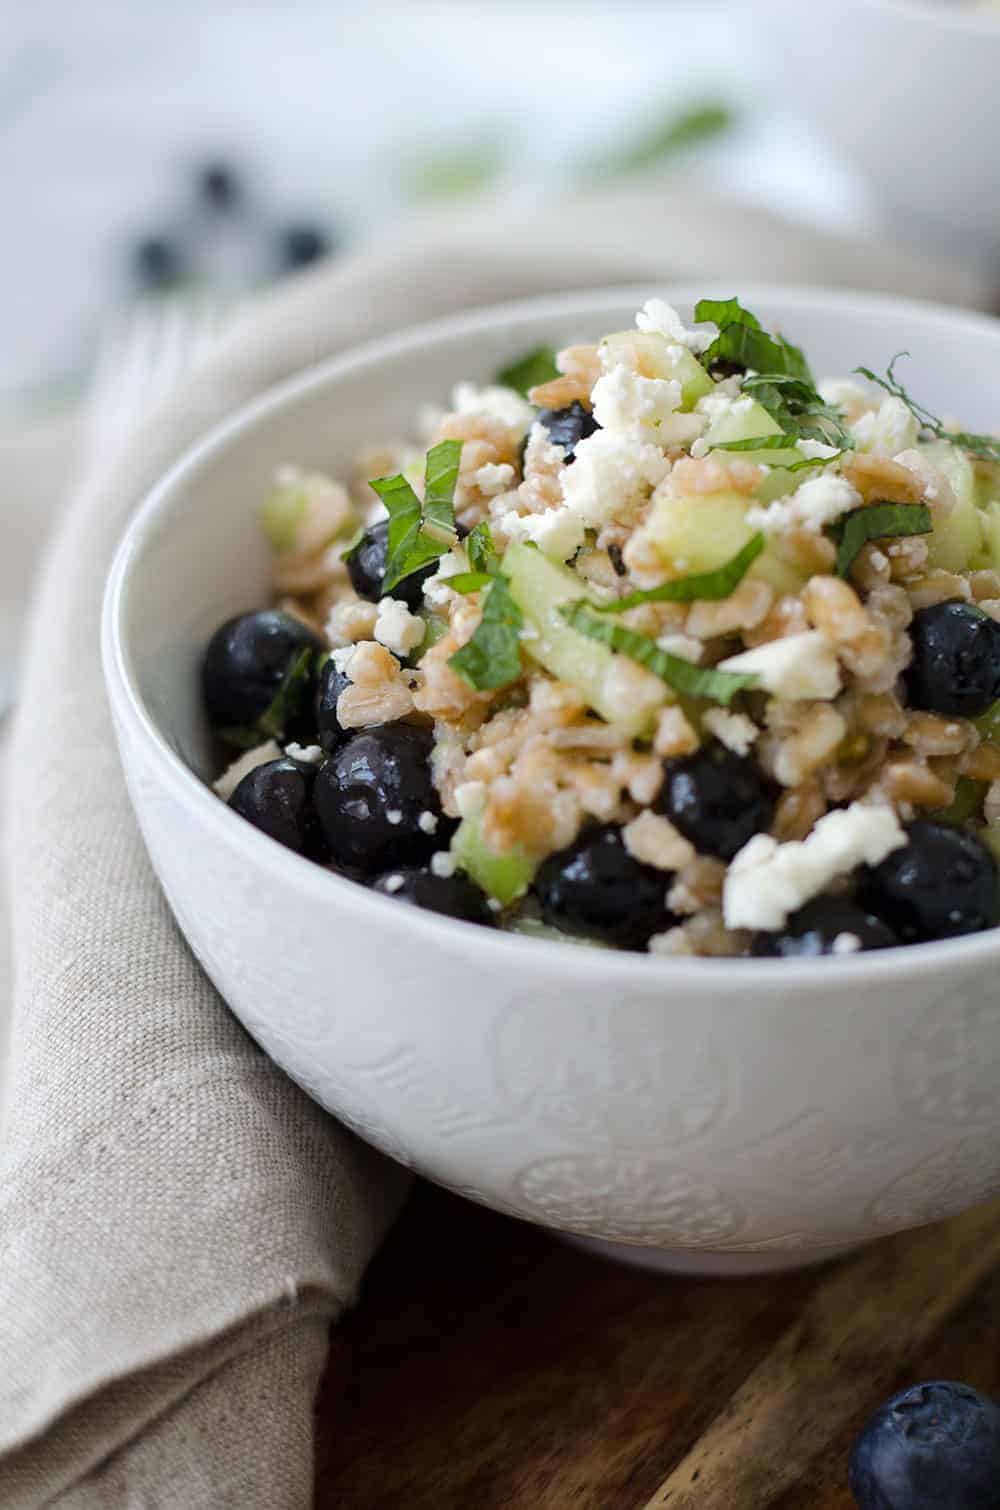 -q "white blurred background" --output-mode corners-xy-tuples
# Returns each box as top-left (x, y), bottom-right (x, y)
(1, 0), (875, 411)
